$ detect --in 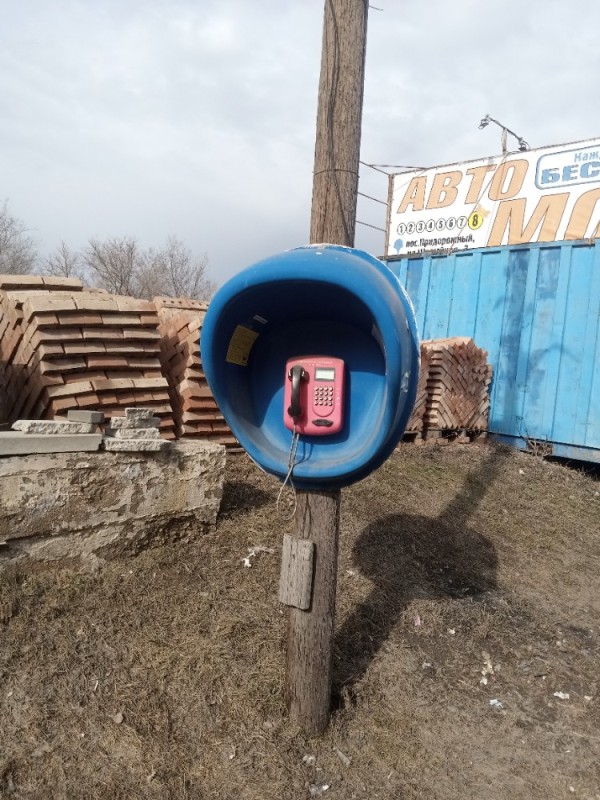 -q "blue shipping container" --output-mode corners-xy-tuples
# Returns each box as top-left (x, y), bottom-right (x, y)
(386, 239), (600, 463)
